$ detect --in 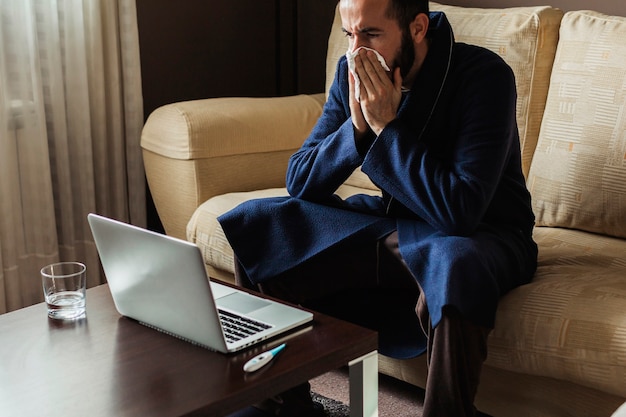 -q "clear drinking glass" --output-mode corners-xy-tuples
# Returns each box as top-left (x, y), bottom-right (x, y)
(41, 262), (87, 320)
